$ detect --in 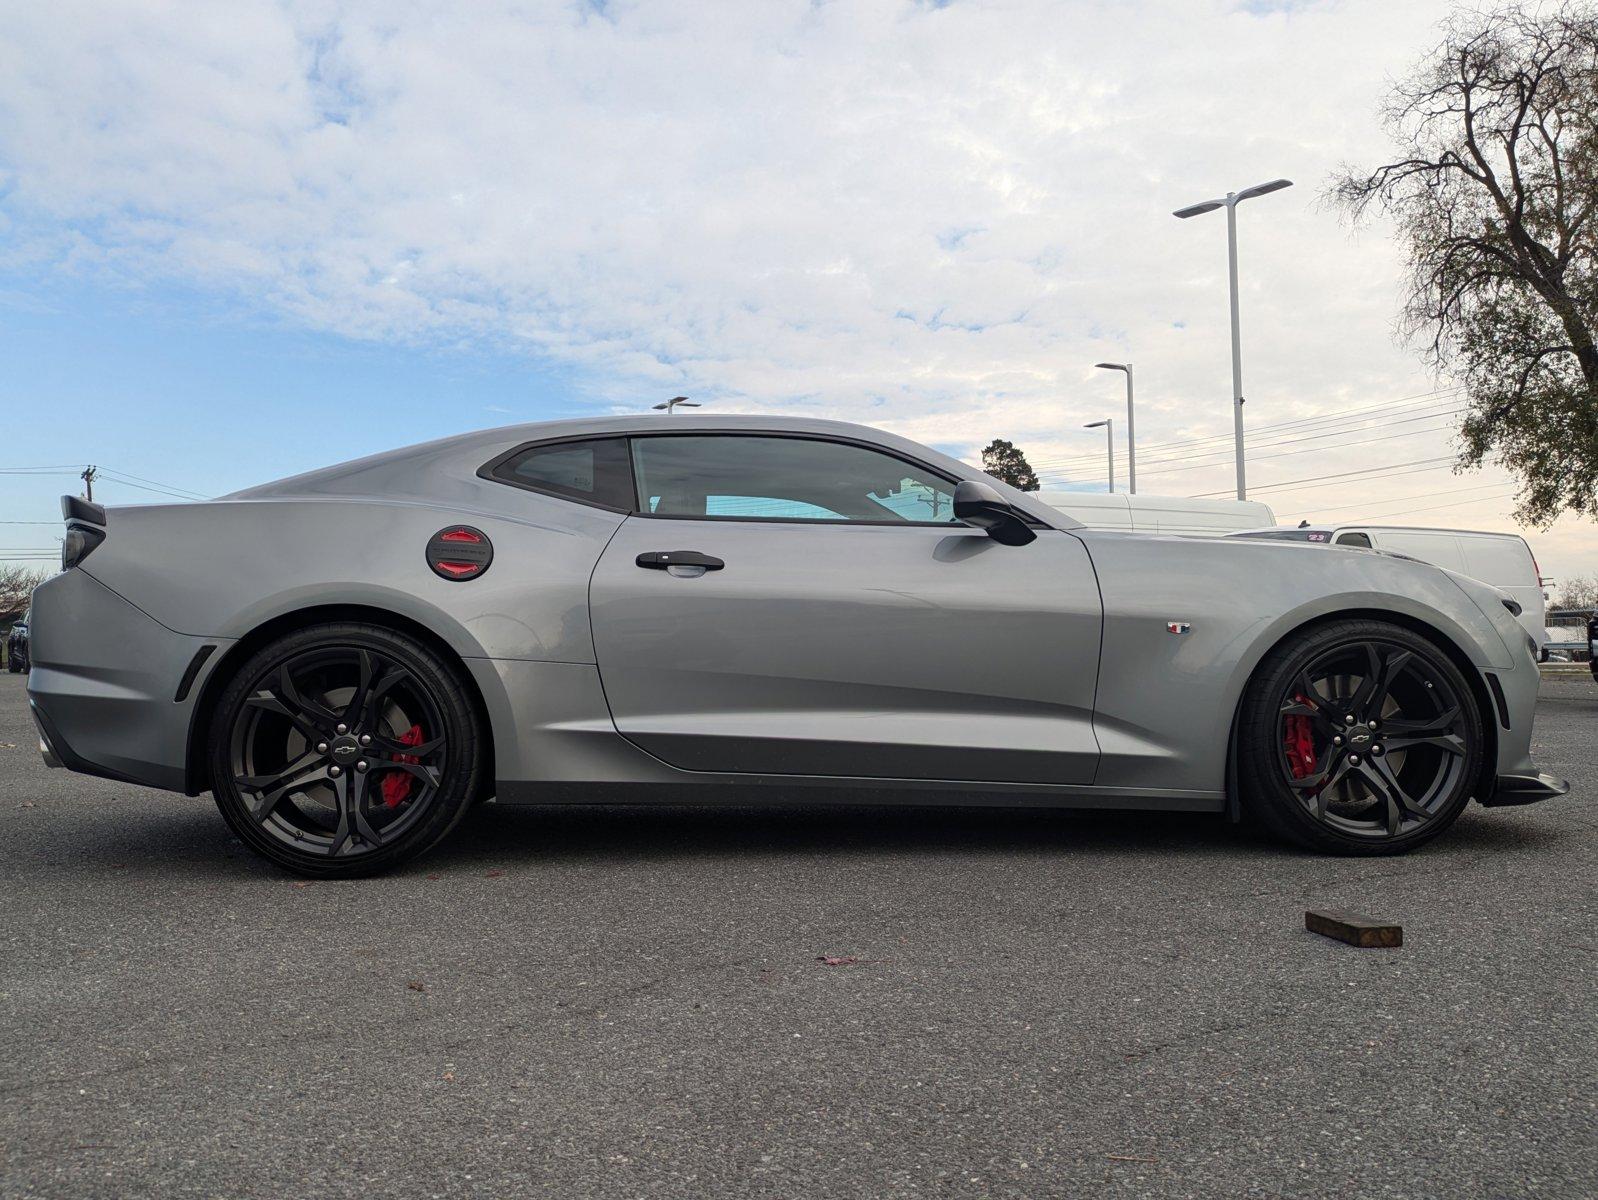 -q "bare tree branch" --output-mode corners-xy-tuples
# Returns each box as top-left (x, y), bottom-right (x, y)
(1327, 2), (1598, 526)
